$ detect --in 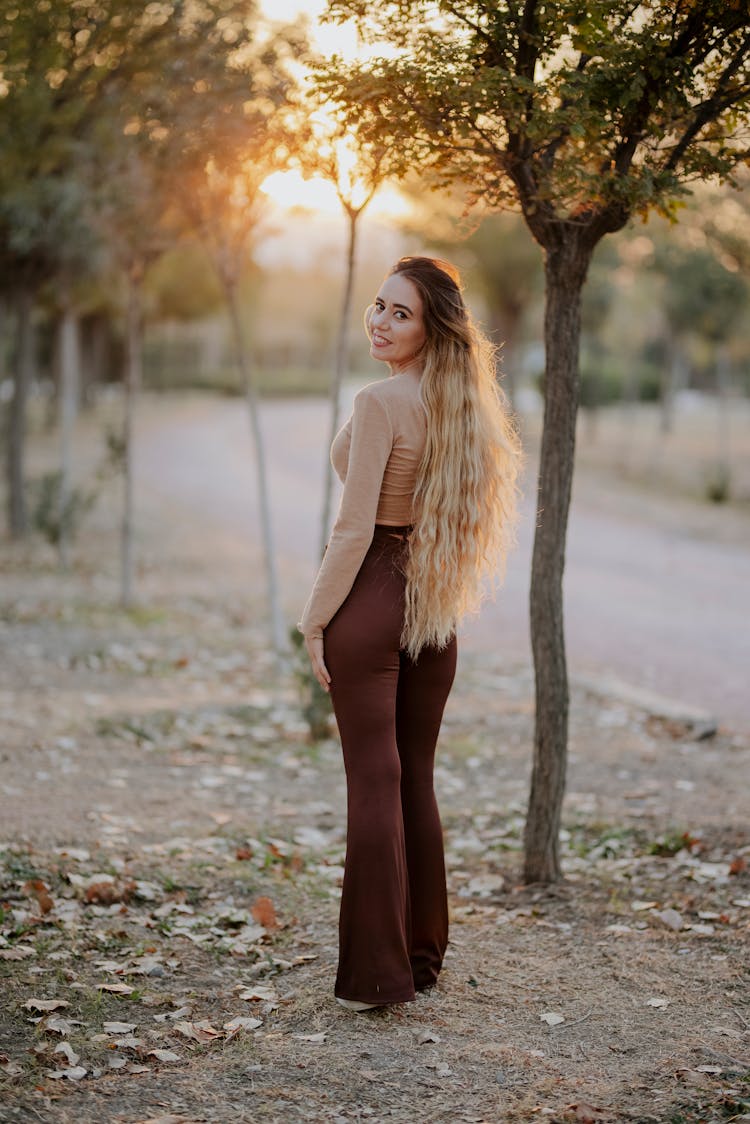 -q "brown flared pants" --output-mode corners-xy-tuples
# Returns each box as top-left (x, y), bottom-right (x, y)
(324, 525), (457, 1005)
